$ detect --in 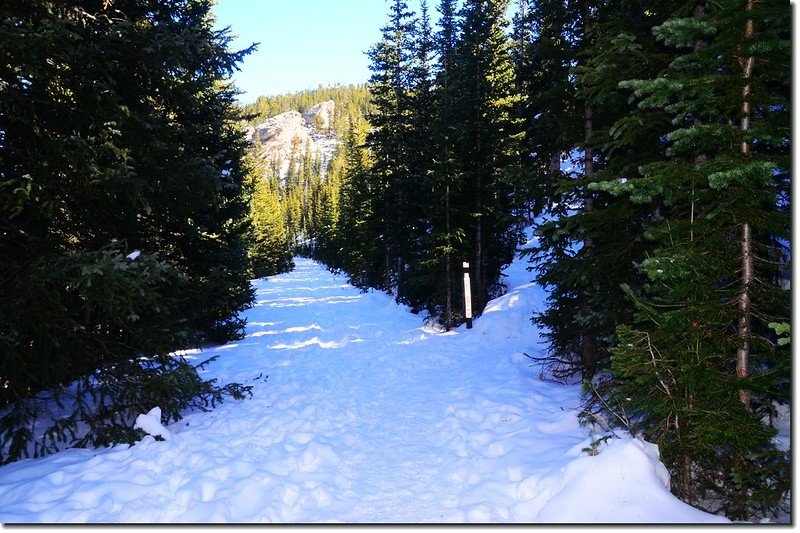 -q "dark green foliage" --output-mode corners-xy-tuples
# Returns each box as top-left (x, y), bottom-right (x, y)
(448, 0), (525, 313)
(573, 0), (790, 519)
(364, 0), (418, 292)
(324, 0), (524, 327)
(0, 248), (190, 409)
(1, 0), (255, 463)
(335, 117), (385, 290)
(523, 0), (679, 380)
(513, 0), (583, 217)
(518, 0), (790, 518)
